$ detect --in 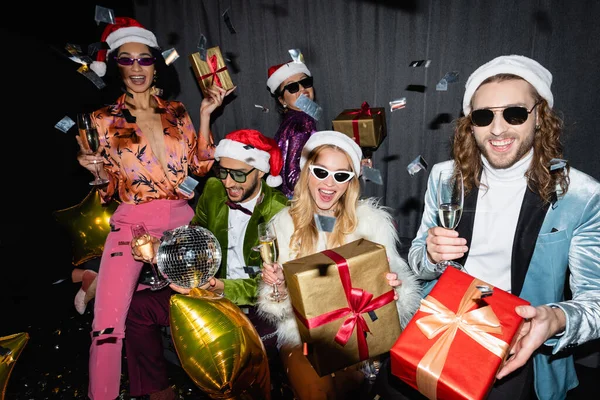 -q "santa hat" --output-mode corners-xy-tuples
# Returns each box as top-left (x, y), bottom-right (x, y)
(214, 129), (284, 187)
(90, 17), (159, 77)
(300, 130), (363, 176)
(463, 55), (553, 115)
(266, 61), (311, 94)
